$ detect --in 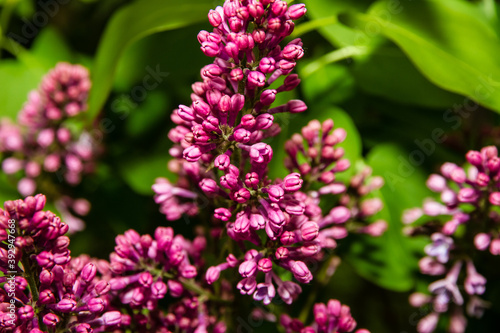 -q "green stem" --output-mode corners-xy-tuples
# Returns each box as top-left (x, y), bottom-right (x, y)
(301, 46), (367, 78)
(21, 254), (47, 331)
